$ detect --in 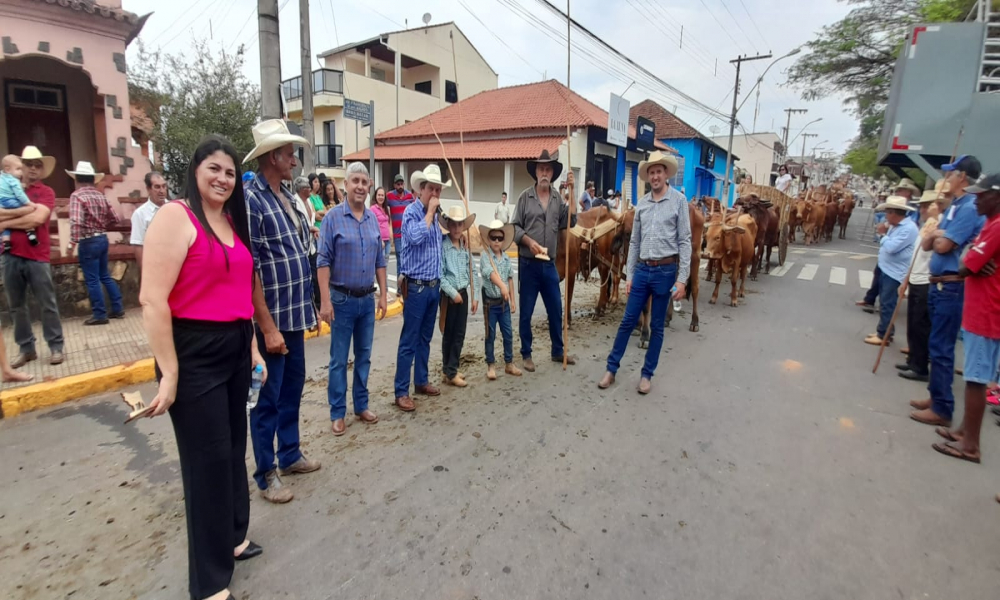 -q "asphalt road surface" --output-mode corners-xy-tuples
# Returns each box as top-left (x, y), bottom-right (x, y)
(2, 207), (998, 600)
